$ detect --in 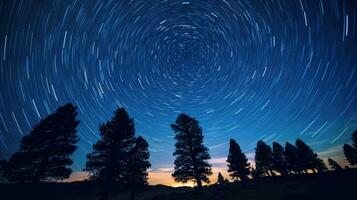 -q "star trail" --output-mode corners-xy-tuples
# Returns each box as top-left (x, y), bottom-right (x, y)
(0, 0), (357, 179)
